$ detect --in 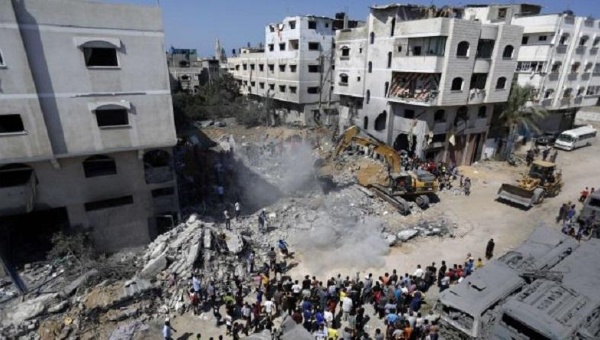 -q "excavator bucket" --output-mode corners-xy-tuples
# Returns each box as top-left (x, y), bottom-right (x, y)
(497, 183), (535, 208)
